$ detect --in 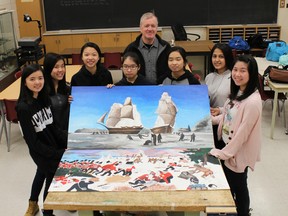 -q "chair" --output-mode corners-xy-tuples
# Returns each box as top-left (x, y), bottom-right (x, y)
(72, 53), (82, 65)
(14, 70), (23, 80)
(187, 62), (201, 81)
(103, 52), (122, 69)
(171, 23), (200, 41)
(258, 74), (287, 127)
(3, 99), (20, 152)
